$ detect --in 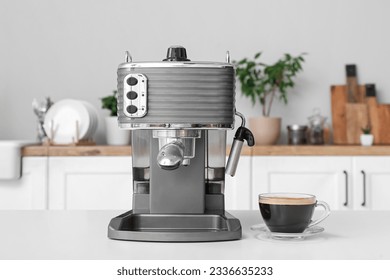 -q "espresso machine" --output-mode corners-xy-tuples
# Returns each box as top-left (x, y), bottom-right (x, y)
(108, 46), (254, 242)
